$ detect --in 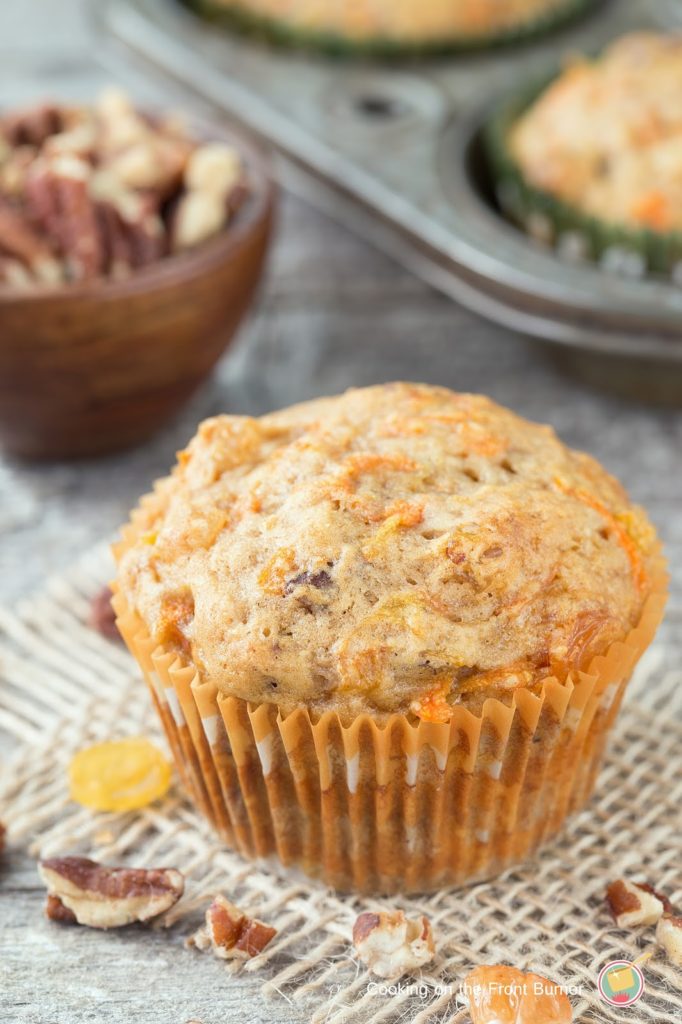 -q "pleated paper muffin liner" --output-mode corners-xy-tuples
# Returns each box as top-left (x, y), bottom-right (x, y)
(112, 496), (667, 894)
(181, 0), (598, 58)
(484, 74), (682, 282)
